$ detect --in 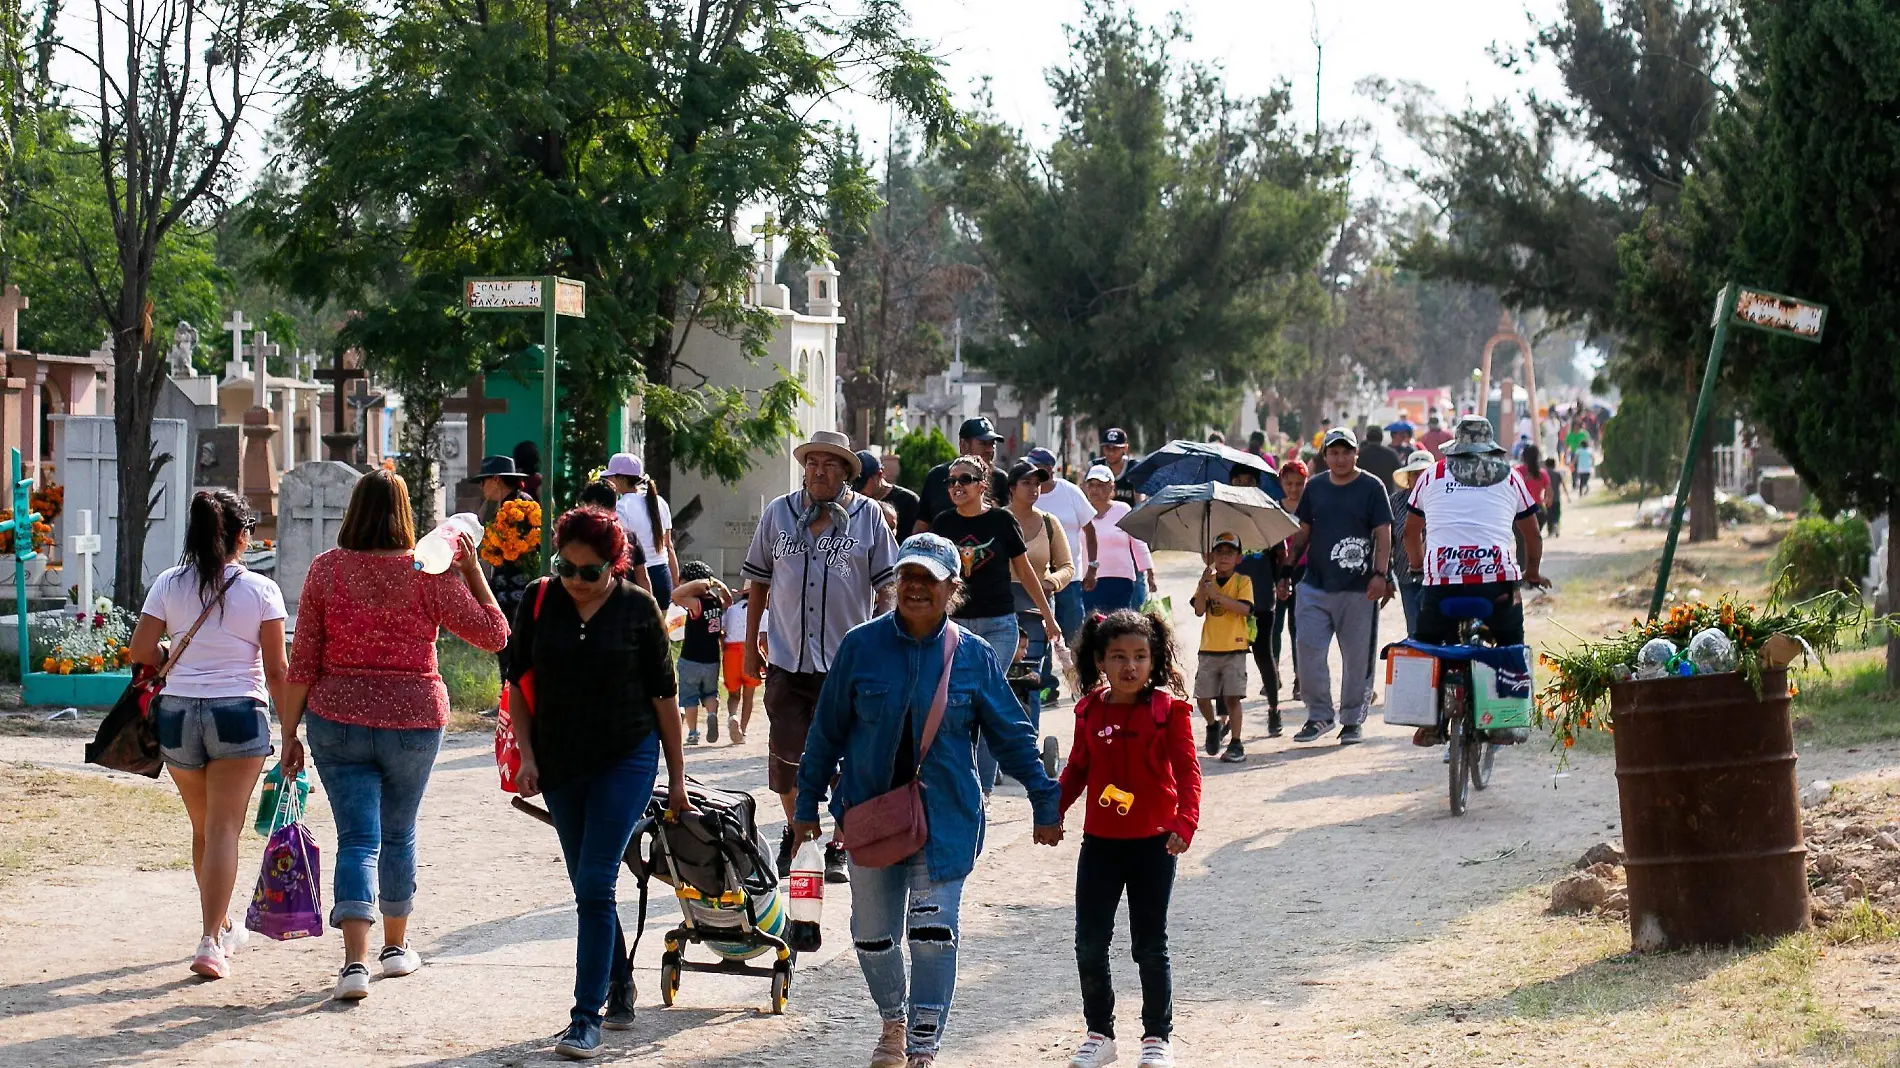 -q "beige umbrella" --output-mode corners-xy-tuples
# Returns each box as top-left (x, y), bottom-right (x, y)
(1115, 482), (1298, 553)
